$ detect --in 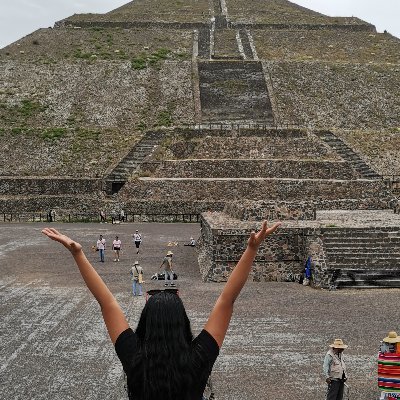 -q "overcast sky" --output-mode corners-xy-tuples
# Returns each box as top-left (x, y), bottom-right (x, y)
(0, 0), (399, 49)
